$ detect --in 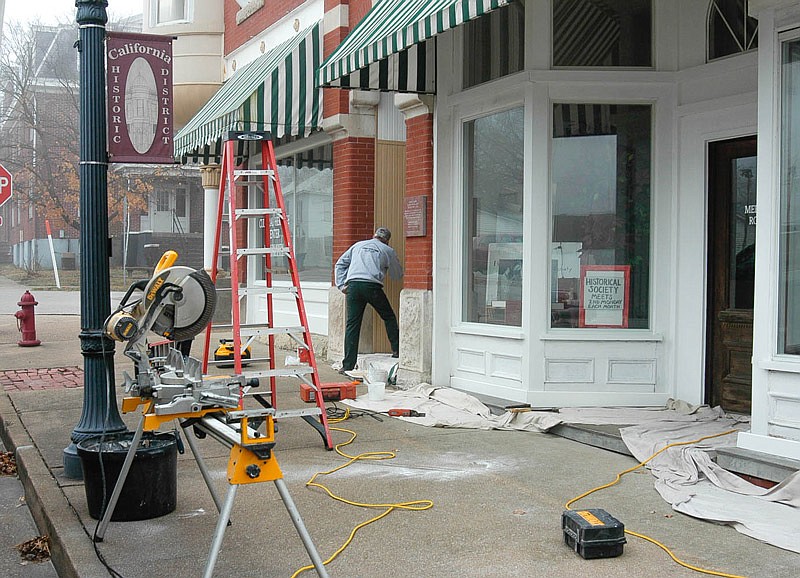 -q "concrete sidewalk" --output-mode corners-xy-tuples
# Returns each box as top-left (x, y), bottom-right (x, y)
(2, 315), (800, 576)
